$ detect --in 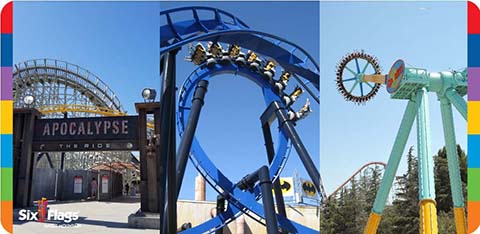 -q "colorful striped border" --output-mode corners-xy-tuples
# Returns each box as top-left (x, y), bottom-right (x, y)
(469, 1), (480, 233)
(0, 1), (12, 233)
